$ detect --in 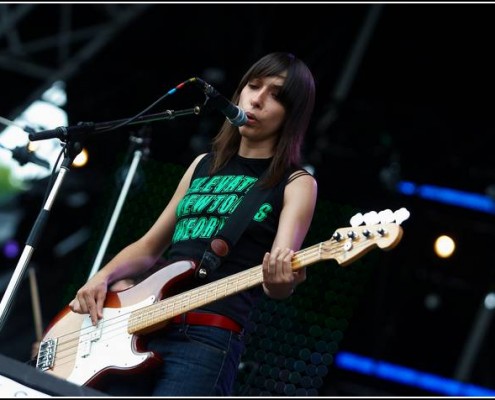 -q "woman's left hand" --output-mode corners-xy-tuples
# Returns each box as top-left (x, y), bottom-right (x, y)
(262, 247), (296, 299)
